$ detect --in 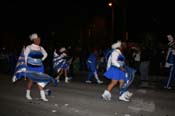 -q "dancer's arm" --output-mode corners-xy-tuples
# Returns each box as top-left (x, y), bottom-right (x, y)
(41, 47), (48, 61)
